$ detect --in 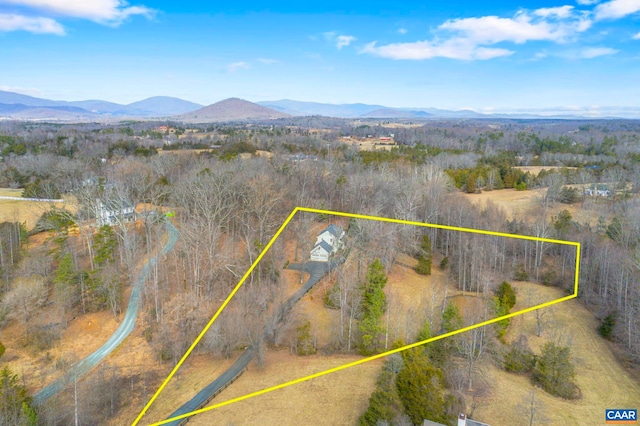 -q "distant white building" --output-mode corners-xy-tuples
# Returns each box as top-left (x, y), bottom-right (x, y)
(96, 199), (135, 226)
(310, 224), (345, 262)
(584, 184), (612, 197)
